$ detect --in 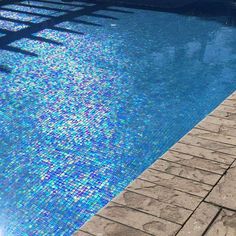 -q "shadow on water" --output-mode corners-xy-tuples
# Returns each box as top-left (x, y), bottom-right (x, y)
(0, 0), (235, 74)
(89, 0), (236, 26)
(61, 0), (74, 2)
(164, 0), (236, 27)
(0, 65), (12, 73)
(0, 0), (133, 73)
